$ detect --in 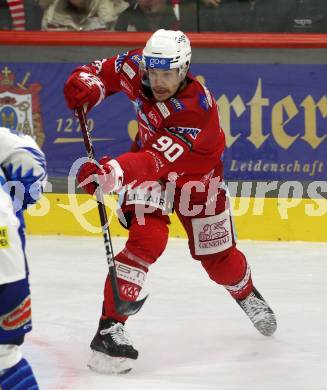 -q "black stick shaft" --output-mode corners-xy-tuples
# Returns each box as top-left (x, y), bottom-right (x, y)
(76, 107), (148, 316)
